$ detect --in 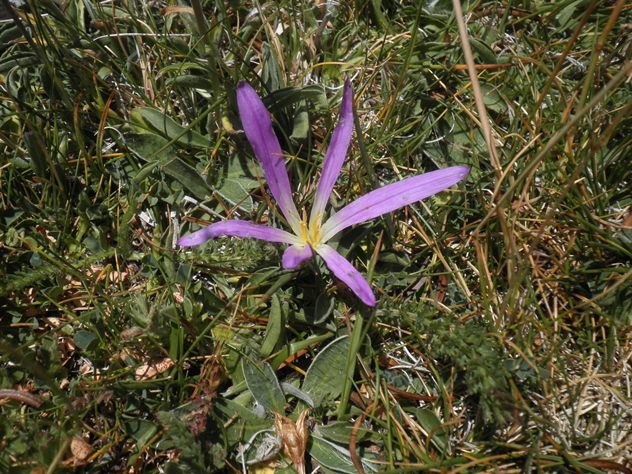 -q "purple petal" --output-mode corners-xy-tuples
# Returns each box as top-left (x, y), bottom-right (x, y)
(320, 166), (470, 242)
(309, 79), (353, 228)
(315, 244), (376, 307)
(282, 244), (313, 269)
(236, 82), (302, 234)
(178, 220), (300, 247)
